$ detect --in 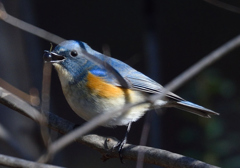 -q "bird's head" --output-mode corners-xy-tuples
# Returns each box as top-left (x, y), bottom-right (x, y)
(43, 40), (94, 84)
